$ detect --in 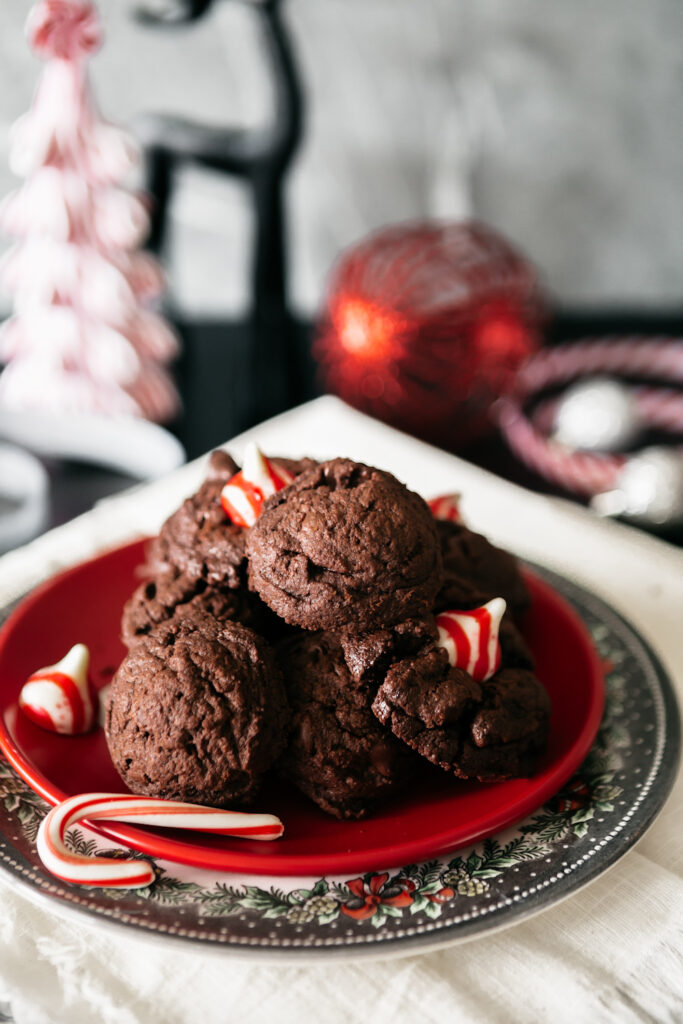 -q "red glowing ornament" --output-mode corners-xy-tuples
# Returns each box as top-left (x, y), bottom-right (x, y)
(333, 297), (409, 362)
(315, 221), (546, 449)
